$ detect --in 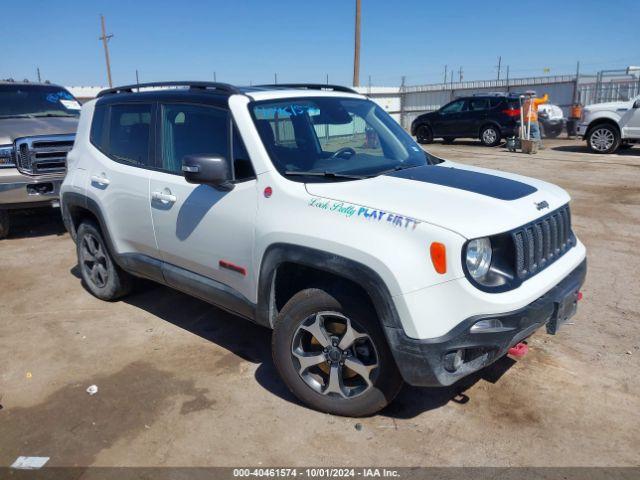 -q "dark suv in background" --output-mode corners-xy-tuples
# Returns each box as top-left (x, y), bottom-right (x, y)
(411, 93), (520, 147)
